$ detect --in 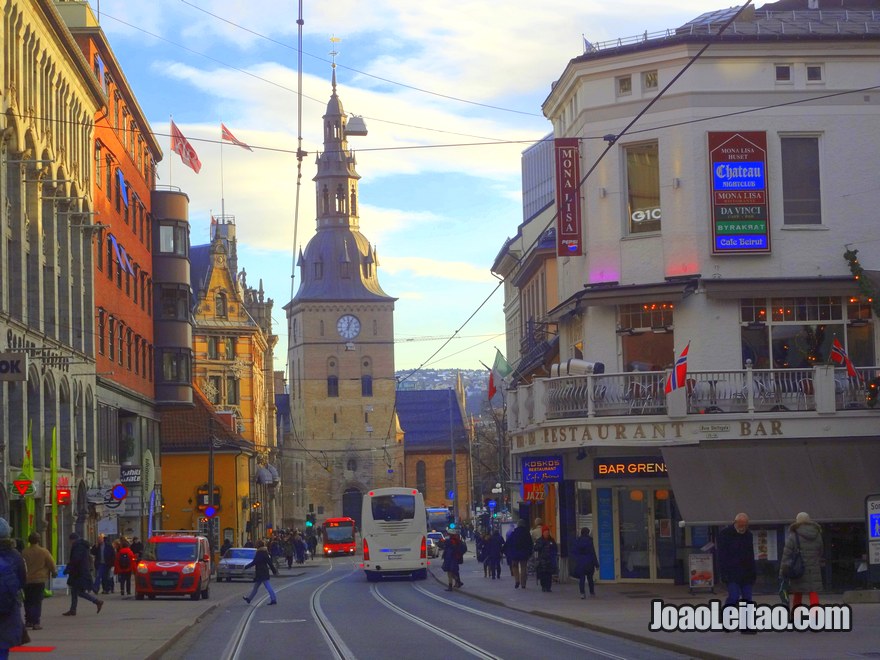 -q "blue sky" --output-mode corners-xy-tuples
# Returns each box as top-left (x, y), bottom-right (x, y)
(95, 0), (713, 371)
